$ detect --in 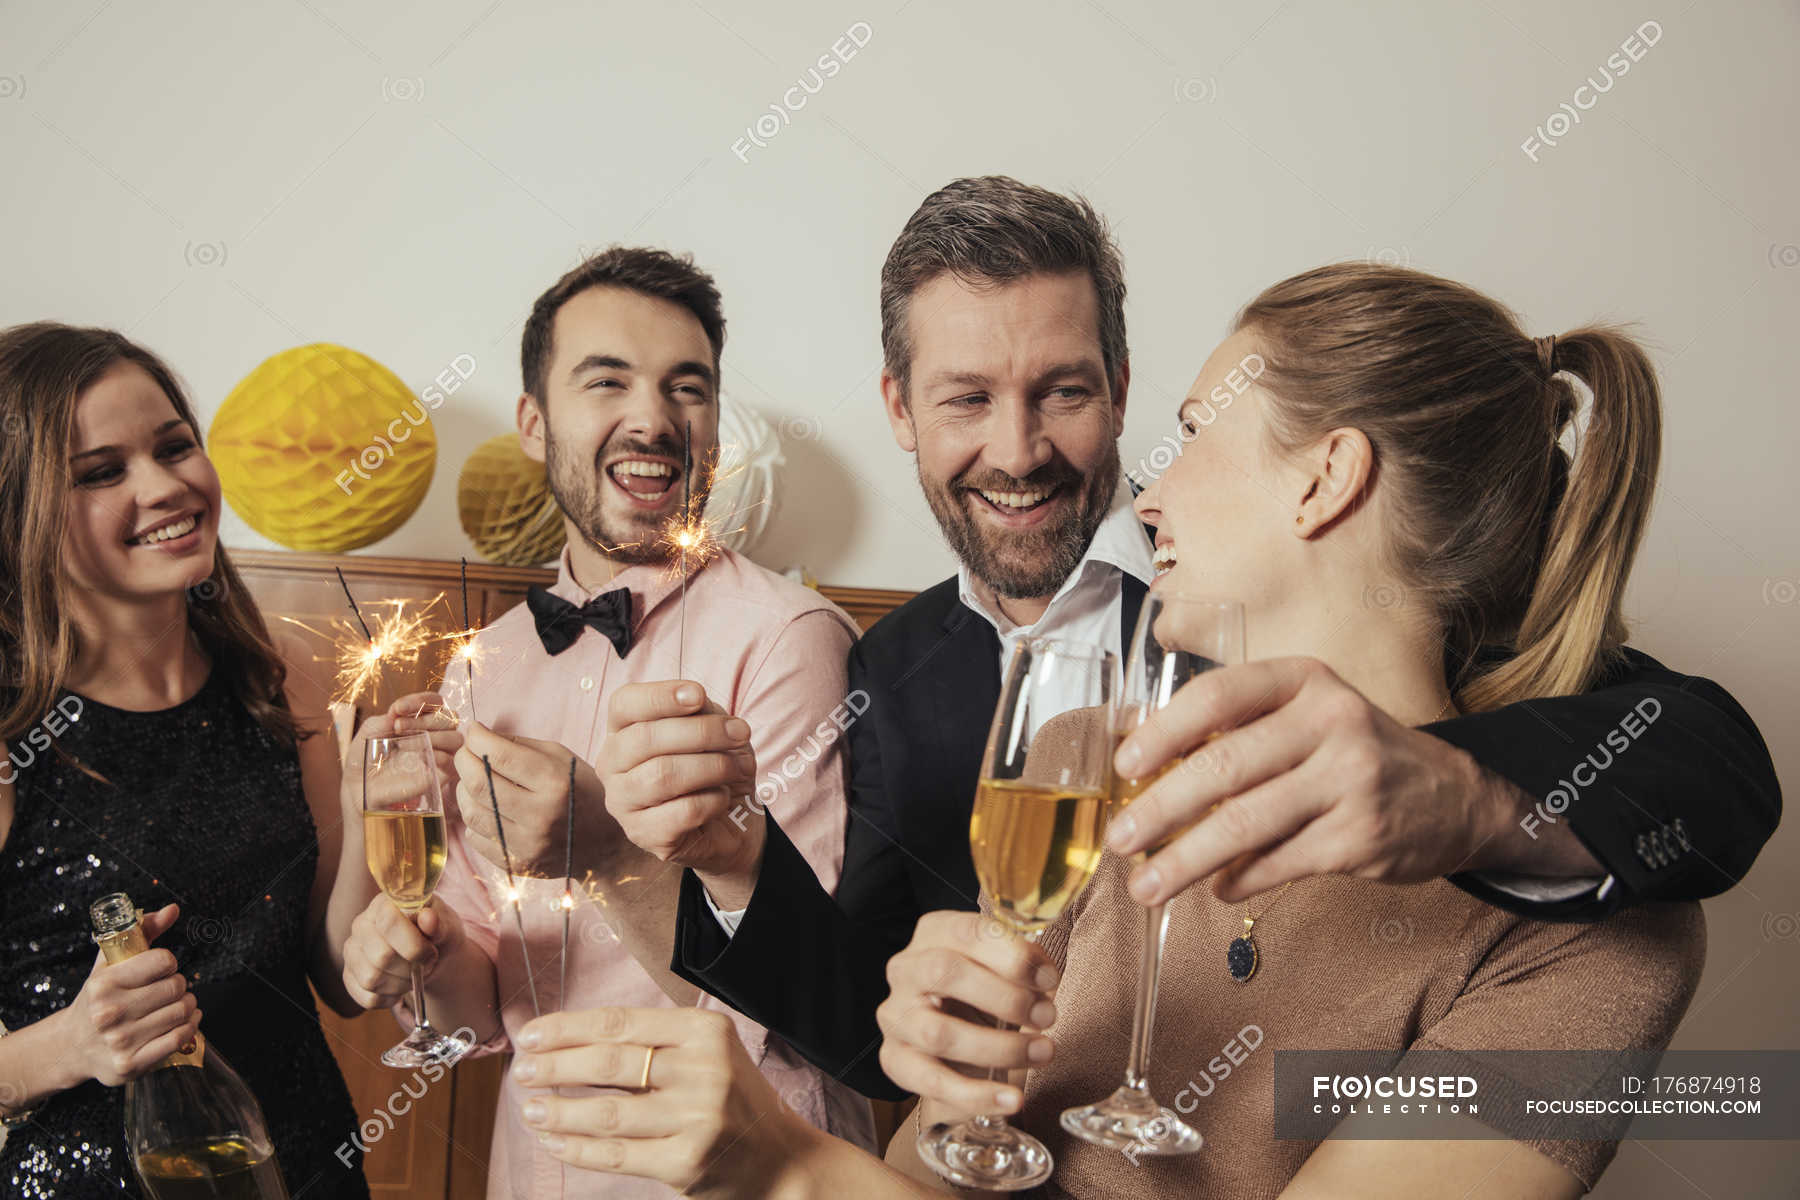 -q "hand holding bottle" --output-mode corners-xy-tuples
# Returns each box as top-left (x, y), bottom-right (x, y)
(87, 893), (290, 1197)
(64, 903), (200, 1087)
